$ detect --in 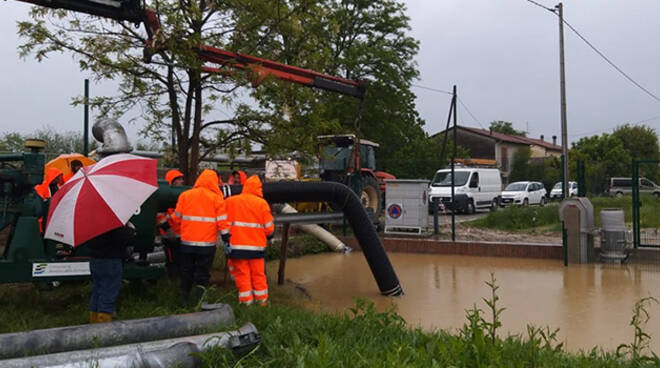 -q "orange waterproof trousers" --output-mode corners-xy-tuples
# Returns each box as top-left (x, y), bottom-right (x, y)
(232, 258), (268, 305)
